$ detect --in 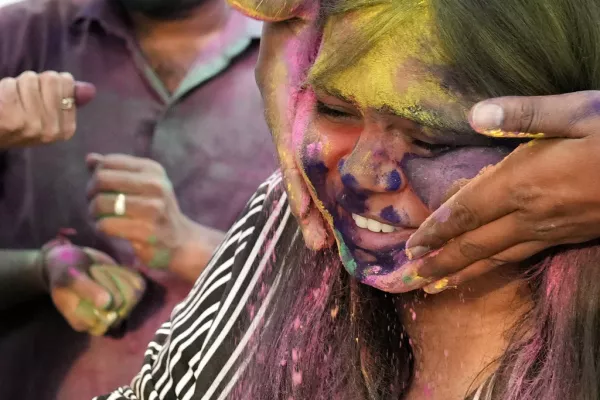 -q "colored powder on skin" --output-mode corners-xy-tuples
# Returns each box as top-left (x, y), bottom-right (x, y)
(149, 248), (171, 269)
(481, 129), (545, 138)
(386, 170), (402, 191)
(341, 173), (358, 189)
(57, 247), (80, 264)
(293, 89), (336, 229)
(309, 1), (460, 128)
(380, 205), (401, 224)
(433, 204), (452, 223)
(400, 148), (509, 209)
(306, 141), (323, 159)
(335, 229), (357, 275)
